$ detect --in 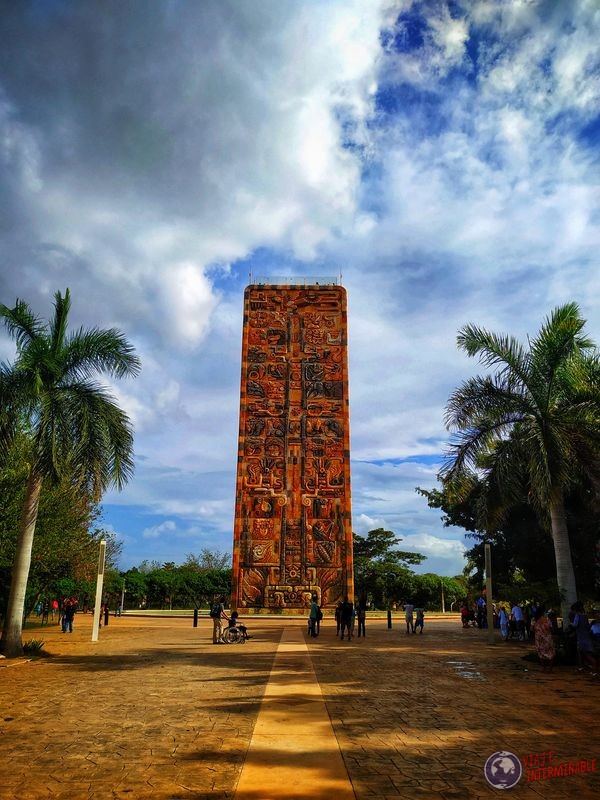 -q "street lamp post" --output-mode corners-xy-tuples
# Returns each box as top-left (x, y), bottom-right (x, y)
(385, 572), (394, 629)
(485, 542), (494, 644)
